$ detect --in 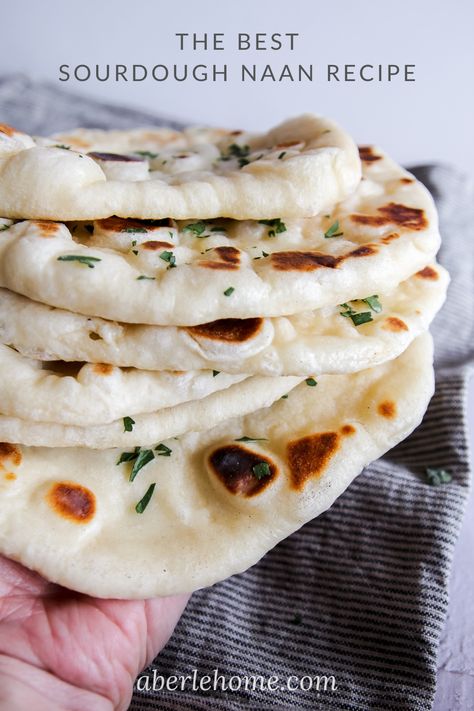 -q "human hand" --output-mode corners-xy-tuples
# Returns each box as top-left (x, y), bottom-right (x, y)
(0, 555), (189, 710)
